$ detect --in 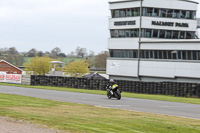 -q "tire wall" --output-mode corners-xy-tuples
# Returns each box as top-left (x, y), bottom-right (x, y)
(31, 75), (200, 98)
